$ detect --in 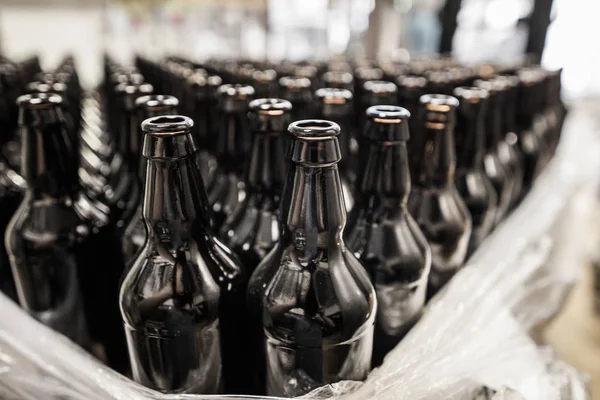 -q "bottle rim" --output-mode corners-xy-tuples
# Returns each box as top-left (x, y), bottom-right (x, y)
(453, 86), (489, 103)
(135, 94), (179, 109)
(315, 88), (353, 104)
(288, 119), (340, 139)
(17, 92), (63, 108)
(141, 115), (193, 136)
(249, 98), (292, 115)
(420, 94), (459, 110)
(366, 105), (410, 121)
(363, 80), (397, 95)
(217, 83), (255, 99)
